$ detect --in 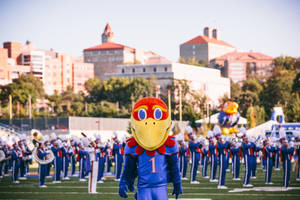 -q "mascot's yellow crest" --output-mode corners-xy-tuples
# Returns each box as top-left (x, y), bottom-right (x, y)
(131, 97), (171, 151)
